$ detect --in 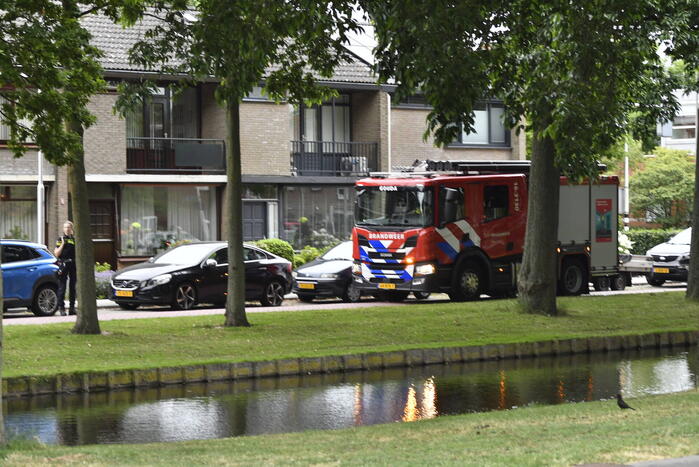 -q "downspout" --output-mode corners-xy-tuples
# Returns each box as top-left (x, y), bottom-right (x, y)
(386, 92), (391, 172)
(37, 150), (45, 244)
